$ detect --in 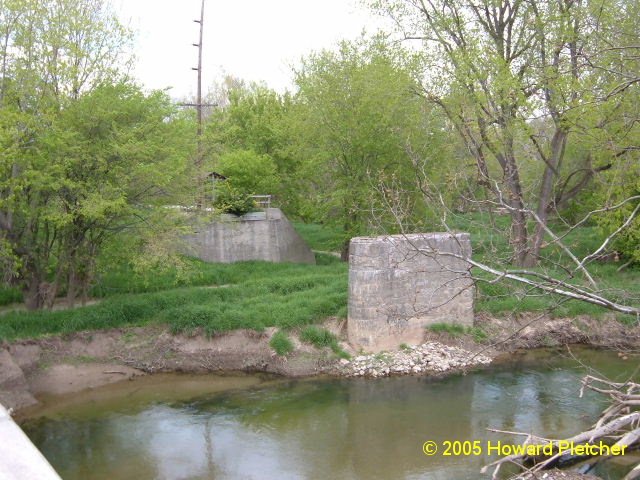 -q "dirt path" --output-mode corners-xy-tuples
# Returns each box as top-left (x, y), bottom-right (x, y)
(0, 298), (101, 316)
